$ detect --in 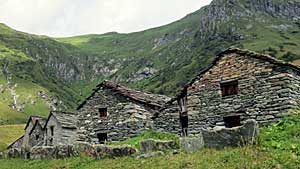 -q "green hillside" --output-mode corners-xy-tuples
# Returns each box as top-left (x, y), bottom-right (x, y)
(0, 0), (300, 124)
